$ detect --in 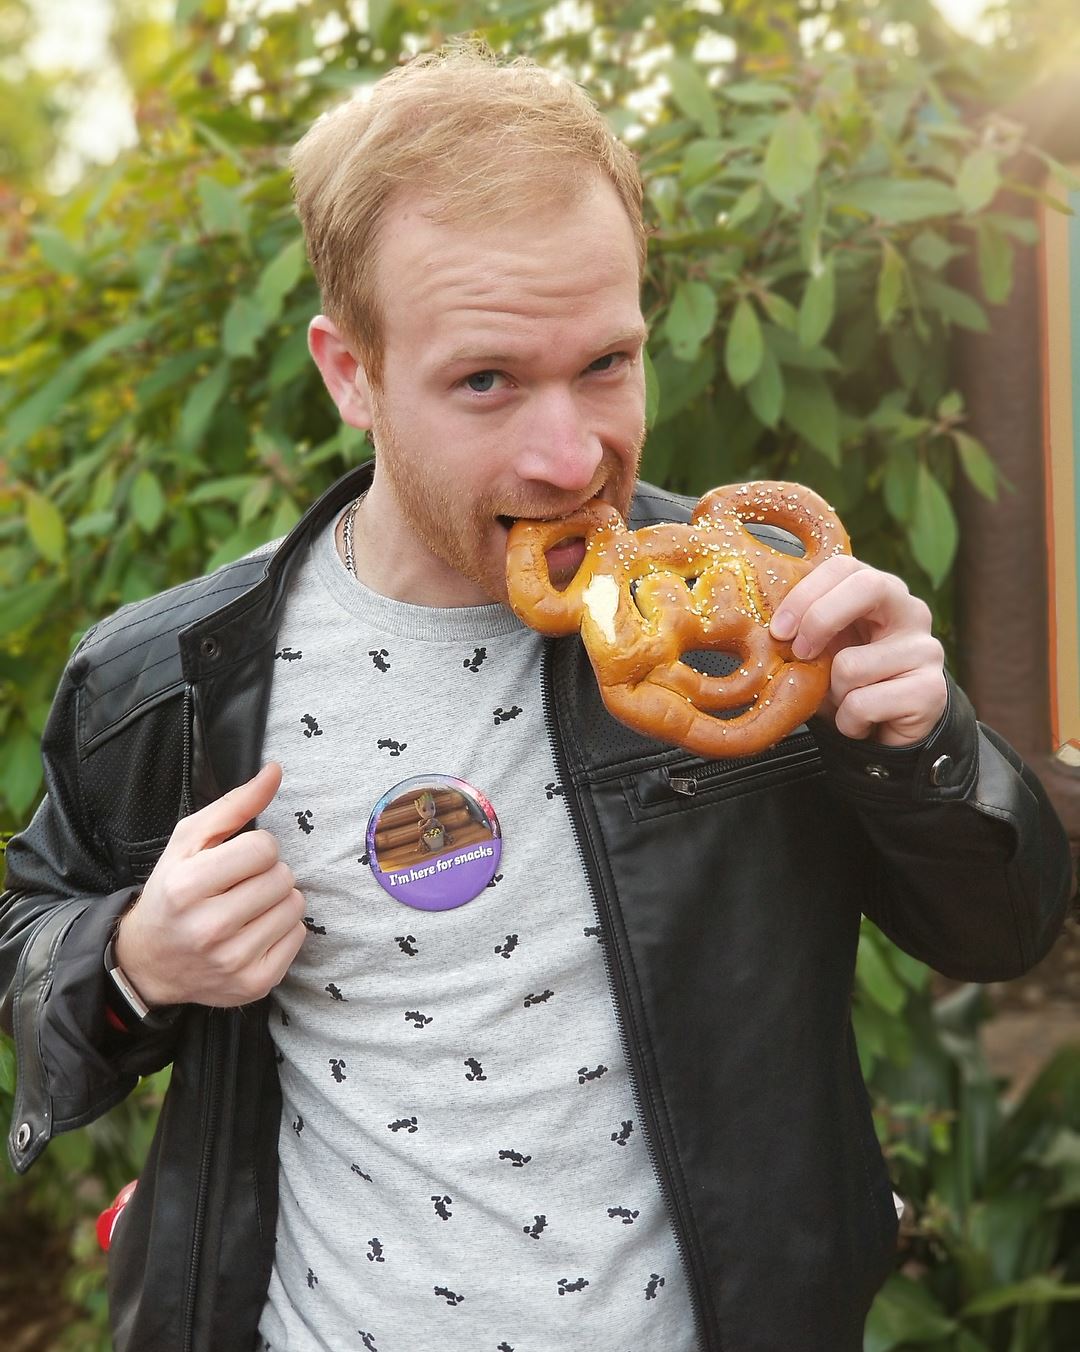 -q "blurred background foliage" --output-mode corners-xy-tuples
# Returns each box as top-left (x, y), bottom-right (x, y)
(1, 0), (1078, 1348)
